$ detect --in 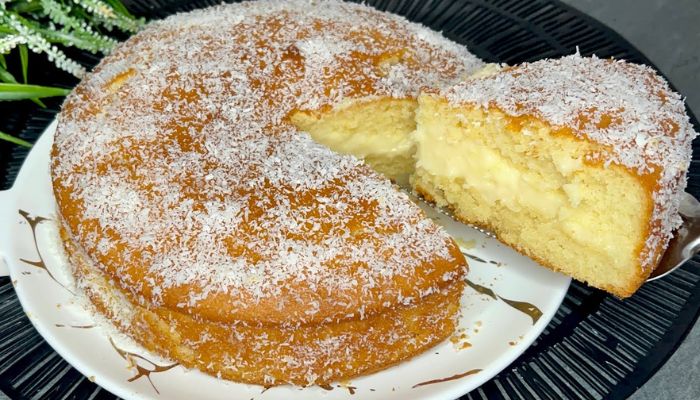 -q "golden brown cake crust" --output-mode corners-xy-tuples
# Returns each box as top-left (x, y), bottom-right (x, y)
(51, 0), (479, 327)
(61, 219), (464, 386)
